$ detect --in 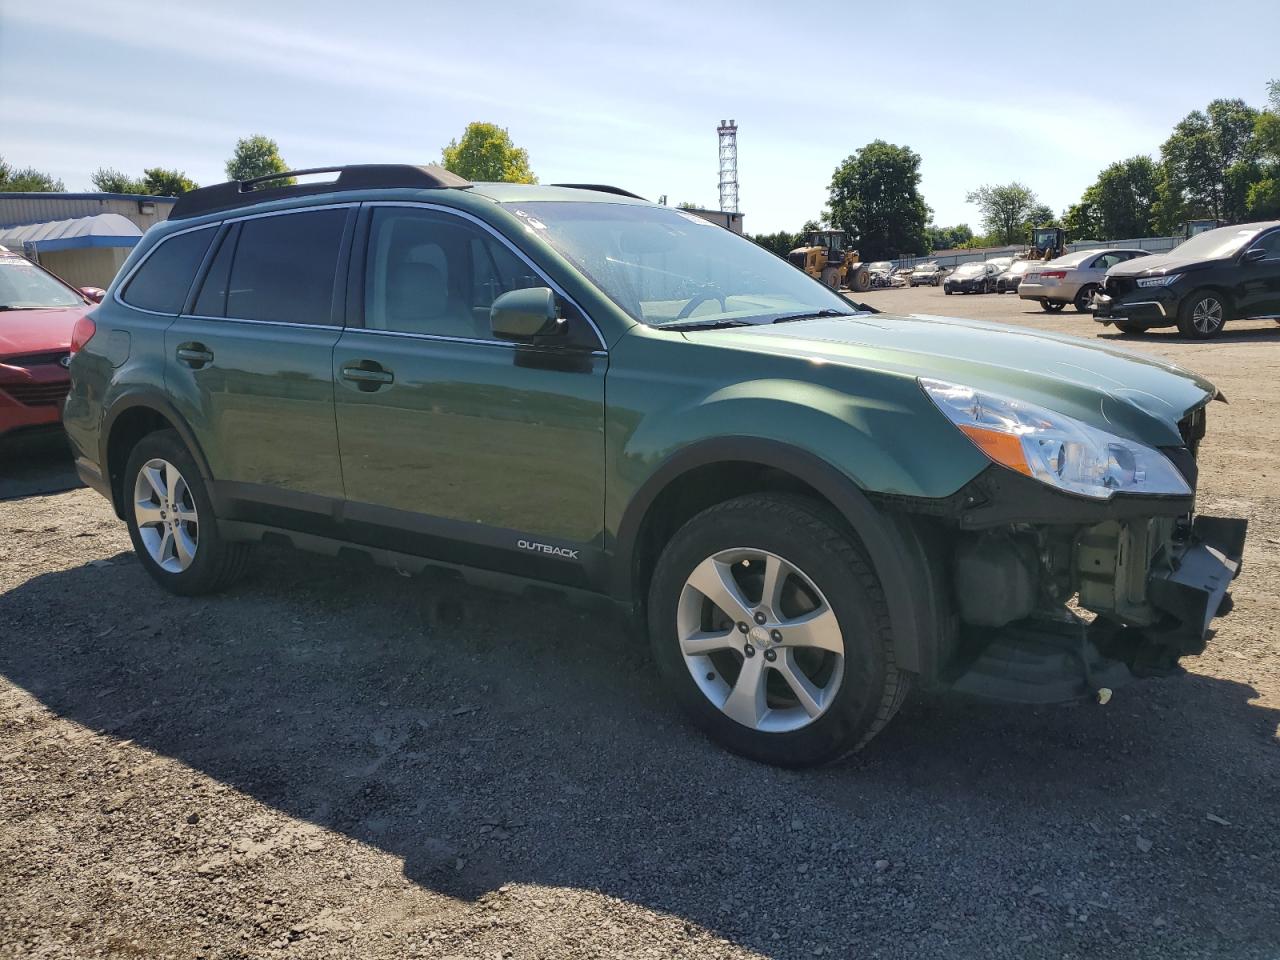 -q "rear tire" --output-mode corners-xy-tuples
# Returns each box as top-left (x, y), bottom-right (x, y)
(647, 494), (909, 767)
(1040, 300), (1066, 313)
(123, 430), (250, 596)
(1176, 289), (1229, 339)
(1074, 284), (1099, 313)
